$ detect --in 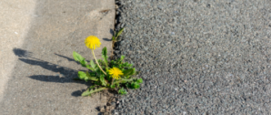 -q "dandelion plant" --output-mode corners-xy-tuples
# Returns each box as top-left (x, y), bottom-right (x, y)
(73, 32), (142, 96)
